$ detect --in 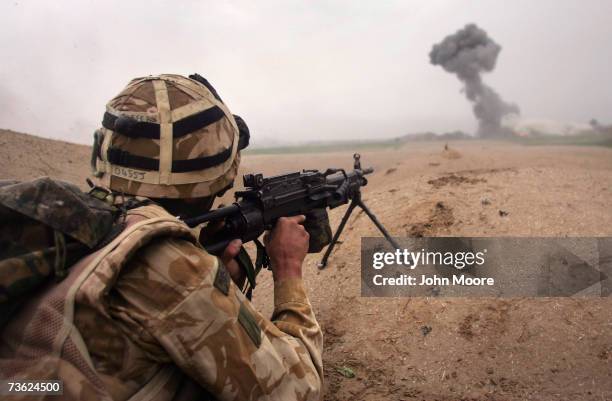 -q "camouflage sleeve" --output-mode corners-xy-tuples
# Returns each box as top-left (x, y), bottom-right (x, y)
(110, 237), (323, 401)
(271, 278), (324, 382)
